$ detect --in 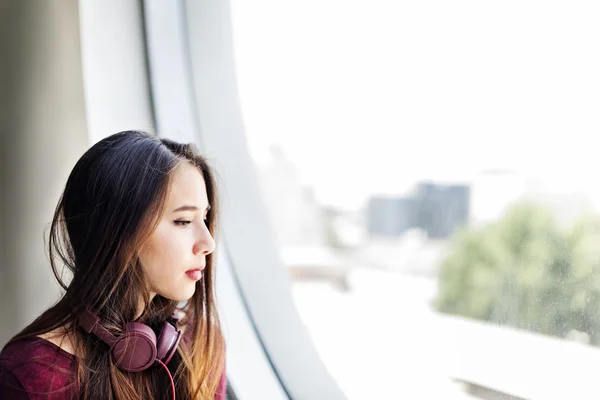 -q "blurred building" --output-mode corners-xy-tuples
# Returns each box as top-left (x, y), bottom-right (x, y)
(366, 197), (416, 237)
(415, 182), (470, 238)
(257, 145), (327, 246)
(366, 182), (470, 239)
